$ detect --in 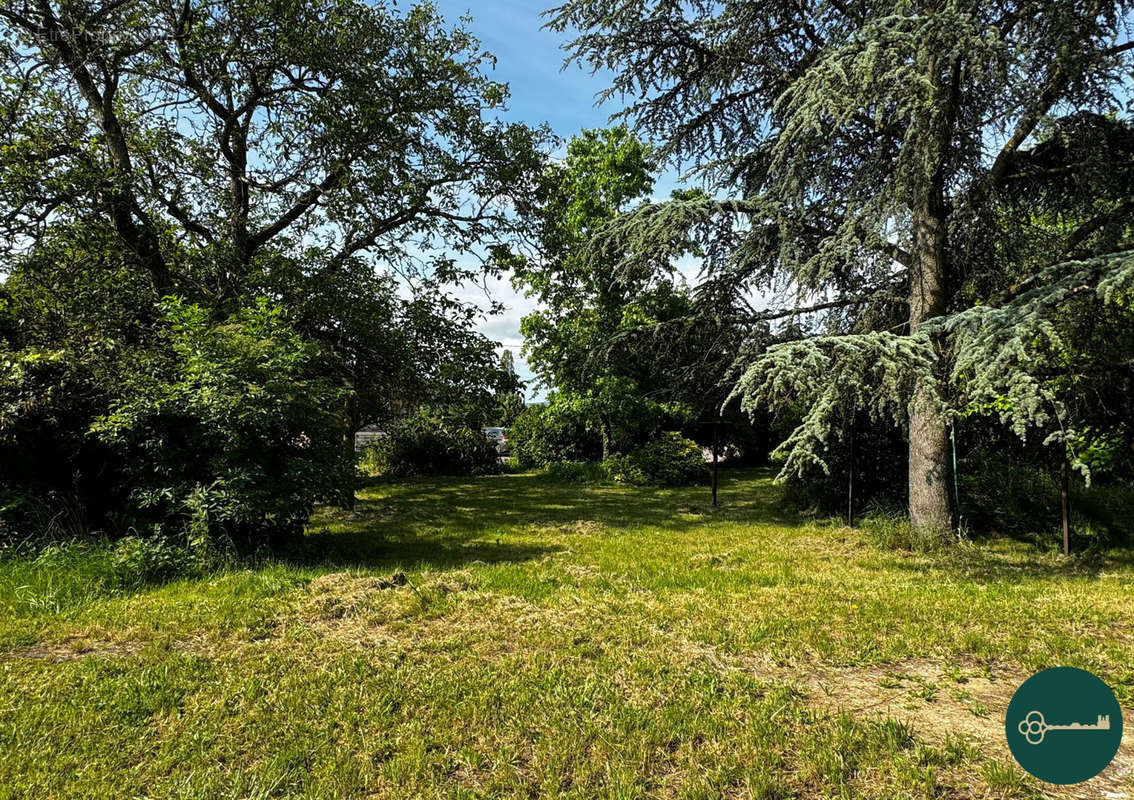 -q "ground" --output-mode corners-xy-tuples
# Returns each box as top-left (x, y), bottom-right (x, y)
(1, 468), (1132, 799)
